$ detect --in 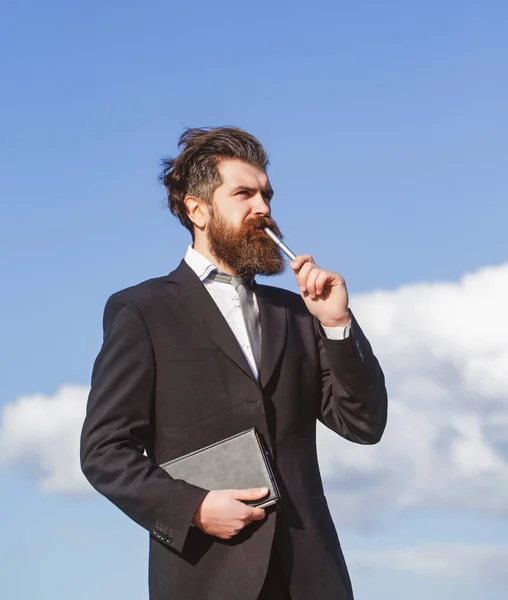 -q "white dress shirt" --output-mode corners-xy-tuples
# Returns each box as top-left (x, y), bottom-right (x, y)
(184, 246), (351, 378)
